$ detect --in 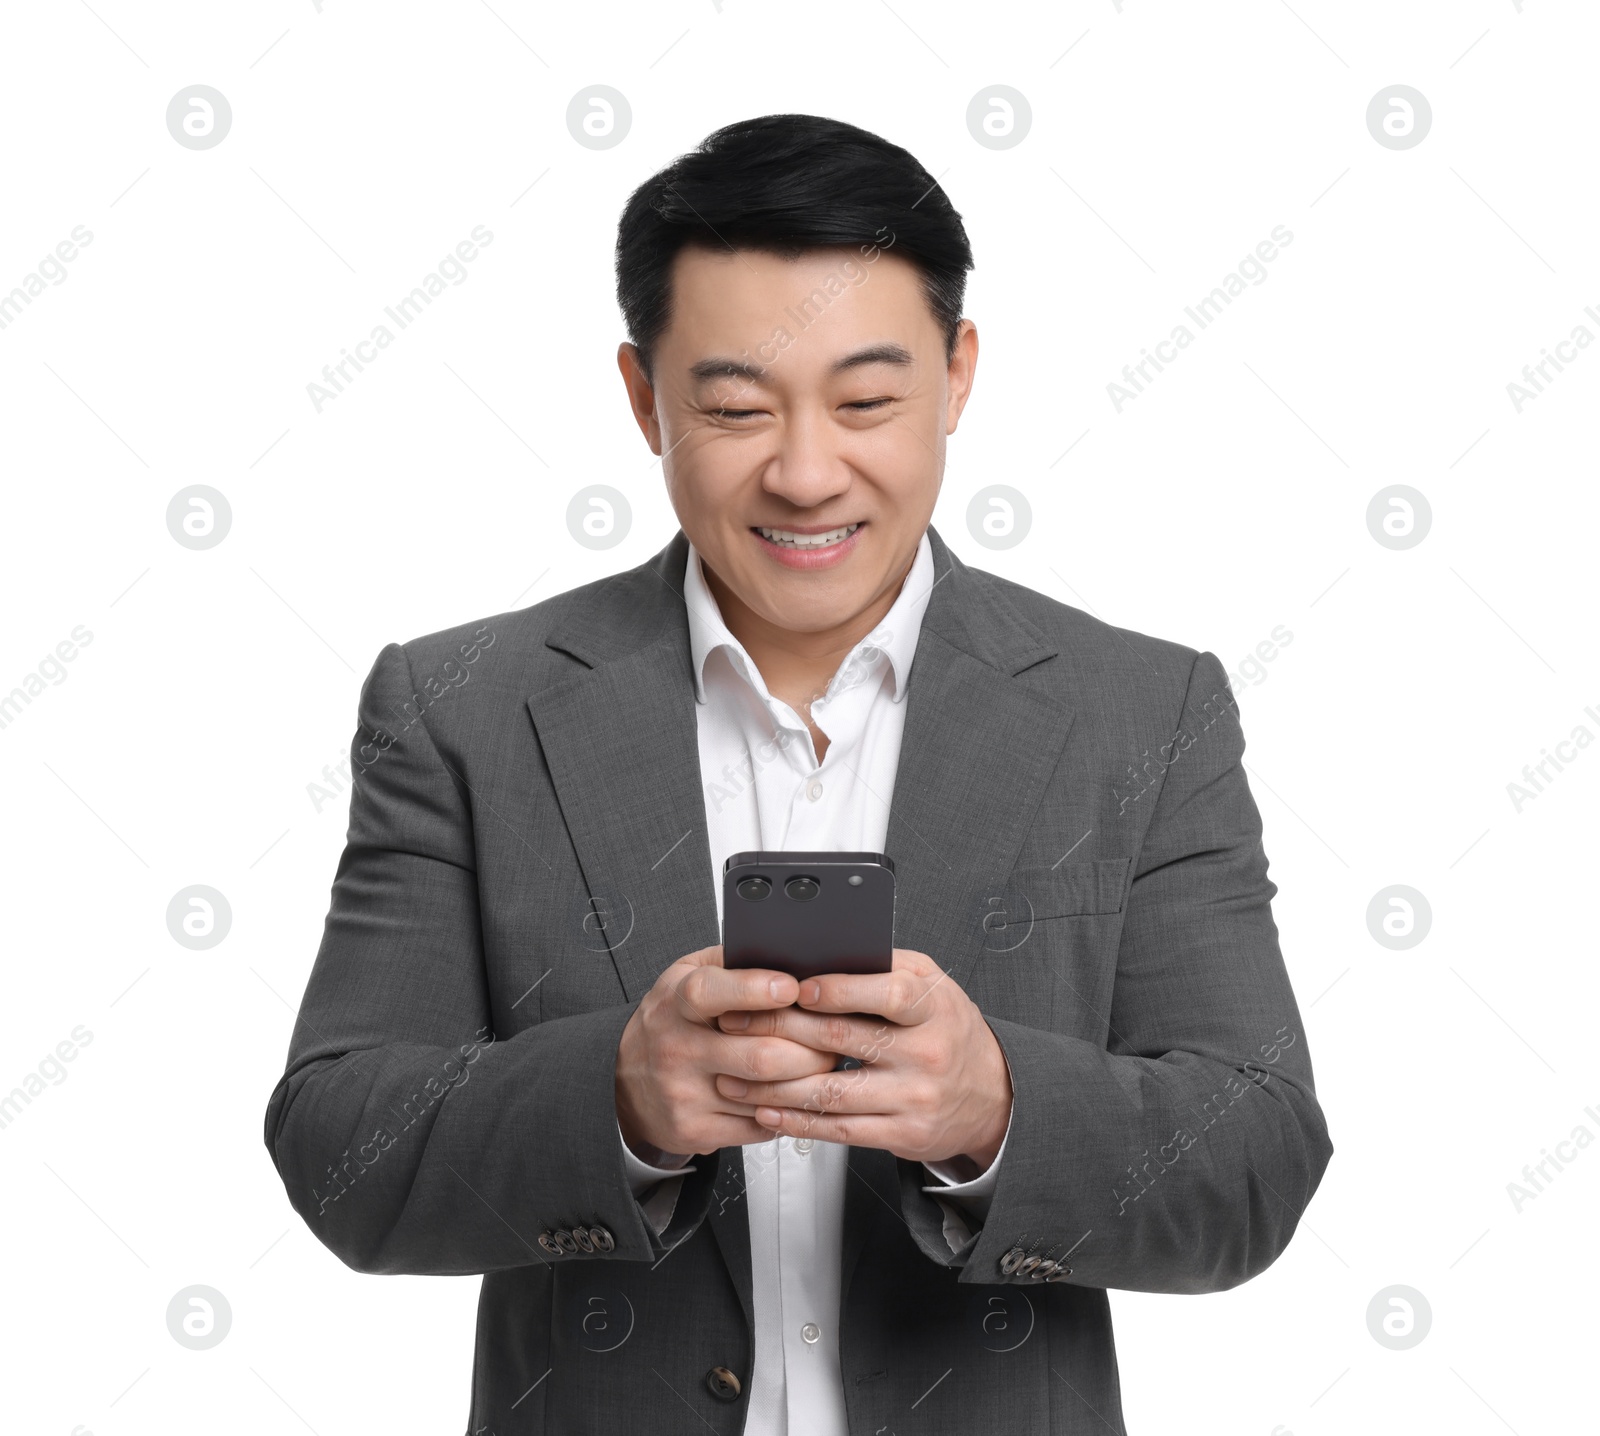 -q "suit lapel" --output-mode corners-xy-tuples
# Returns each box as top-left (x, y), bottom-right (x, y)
(880, 542), (1075, 996)
(527, 535), (722, 1005)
